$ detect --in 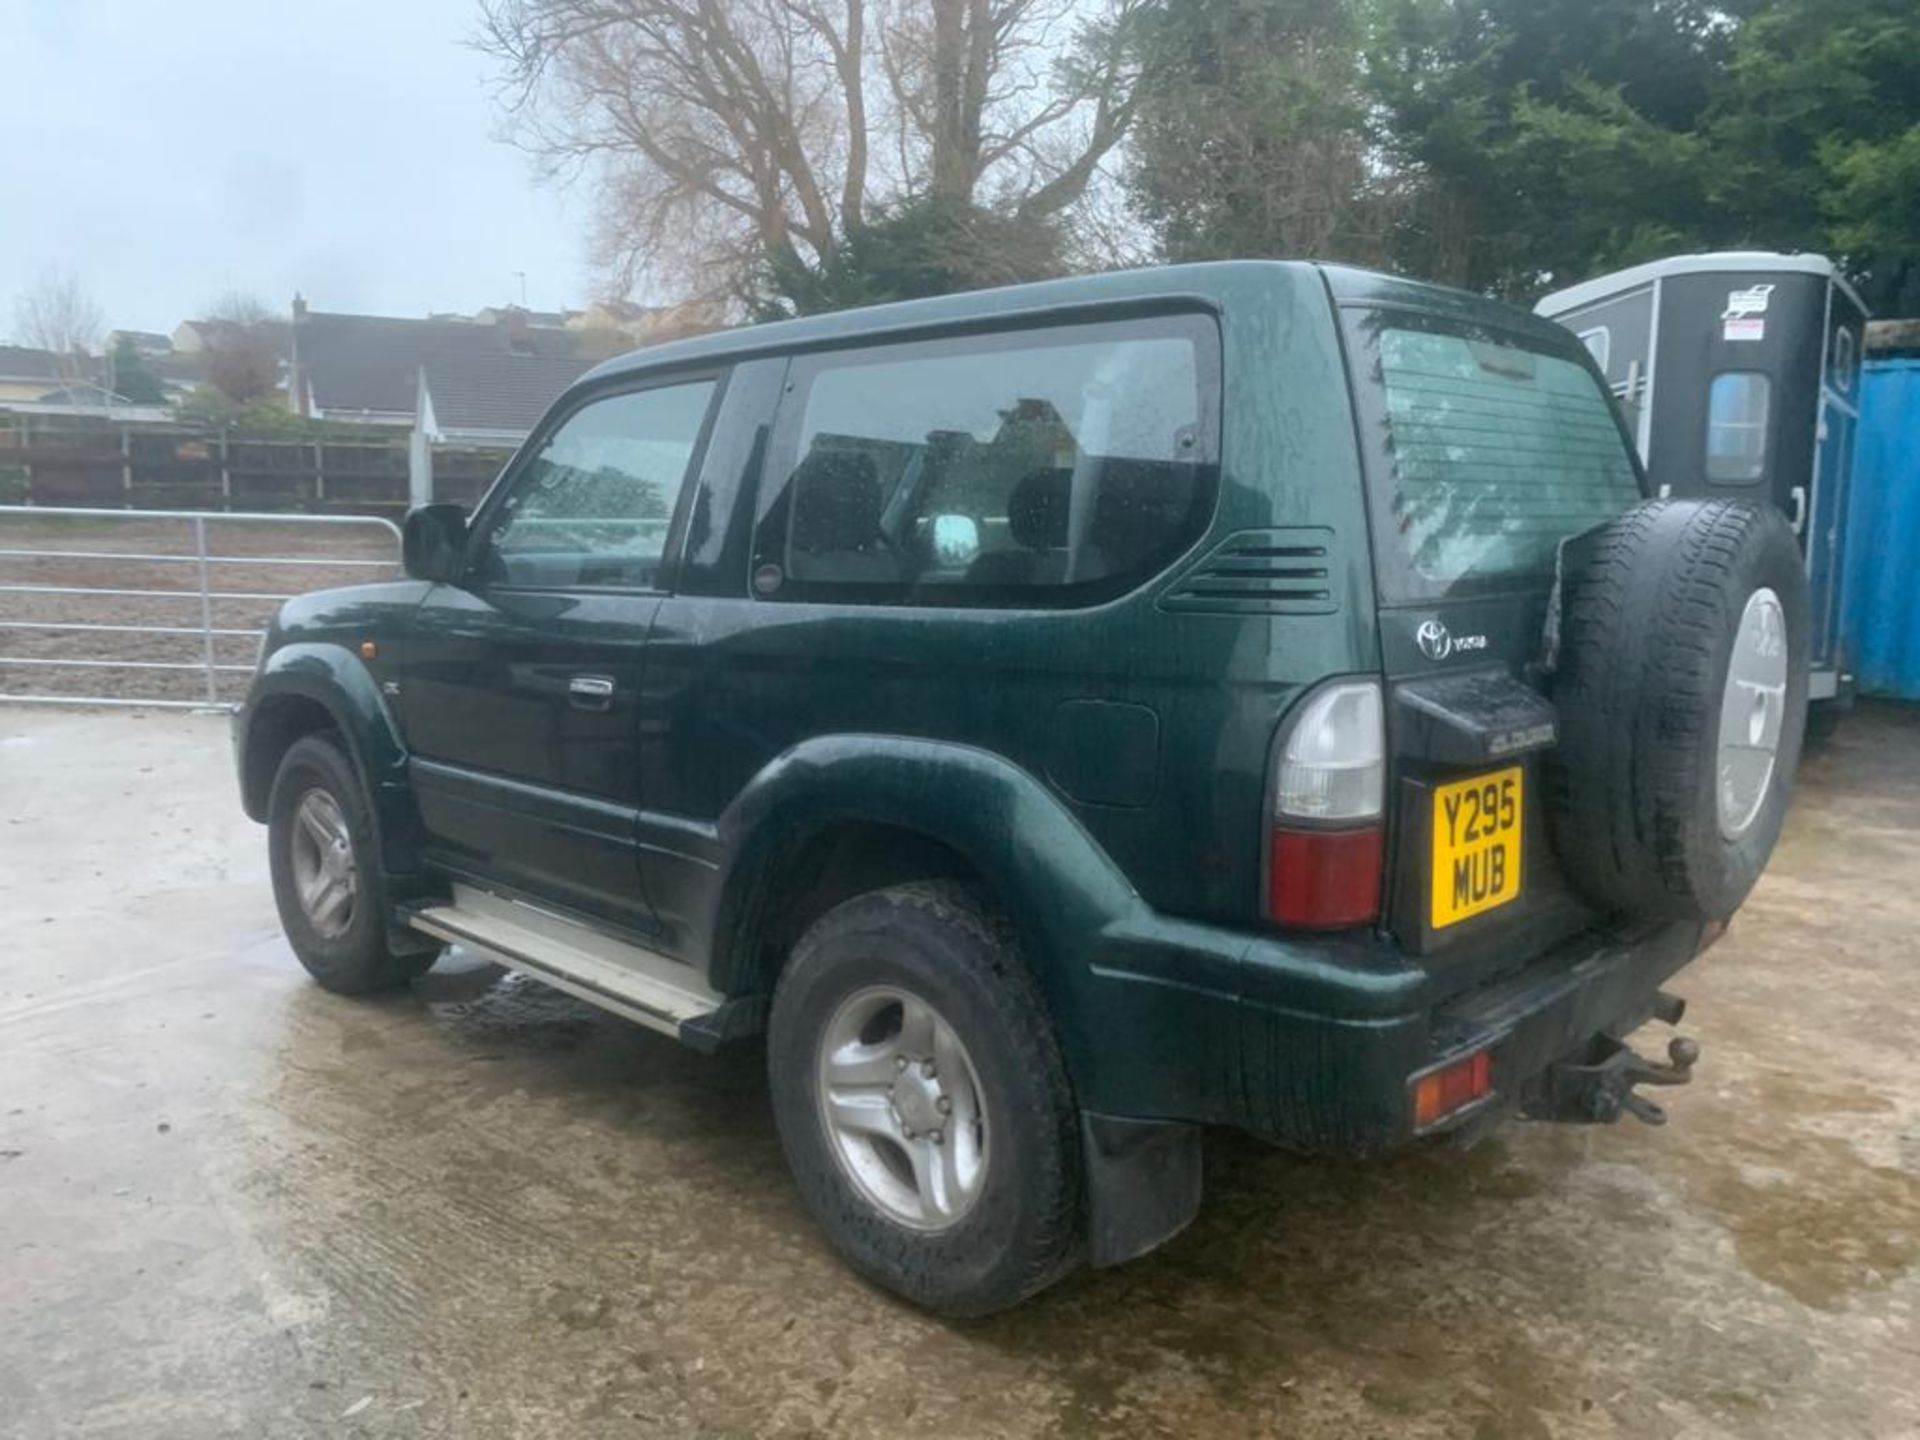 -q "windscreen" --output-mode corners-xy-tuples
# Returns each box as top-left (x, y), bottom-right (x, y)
(1345, 311), (1643, 602)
